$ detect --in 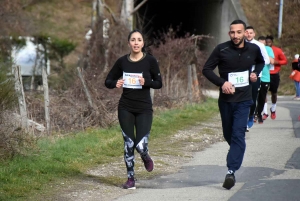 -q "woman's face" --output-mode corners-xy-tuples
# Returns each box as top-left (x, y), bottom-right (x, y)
(128, 32), (144, 54)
